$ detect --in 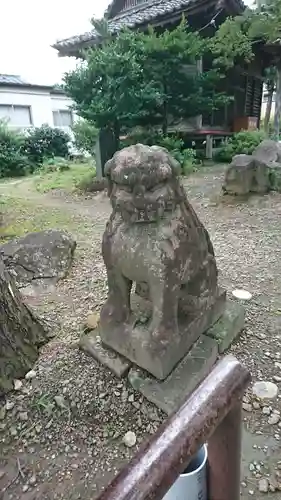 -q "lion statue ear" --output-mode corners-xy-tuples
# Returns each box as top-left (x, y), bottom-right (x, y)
(150, 145), (181, 176)
(169, 156), (182, 176)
